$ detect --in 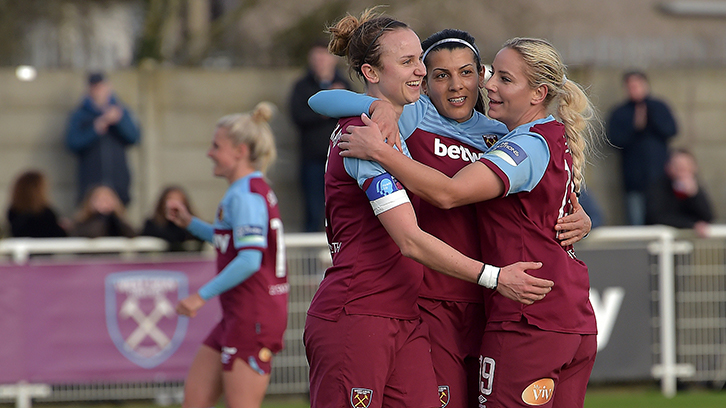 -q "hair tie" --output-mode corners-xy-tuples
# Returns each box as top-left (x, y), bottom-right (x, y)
(422, 38), (480, 62)
(362, 20), (397, 65)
